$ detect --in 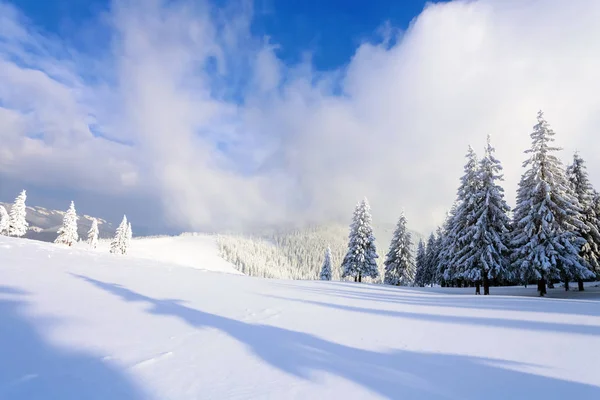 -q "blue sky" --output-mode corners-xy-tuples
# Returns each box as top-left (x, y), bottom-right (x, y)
(12, 0), (434, 69)
(2, 0), (599, 234)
